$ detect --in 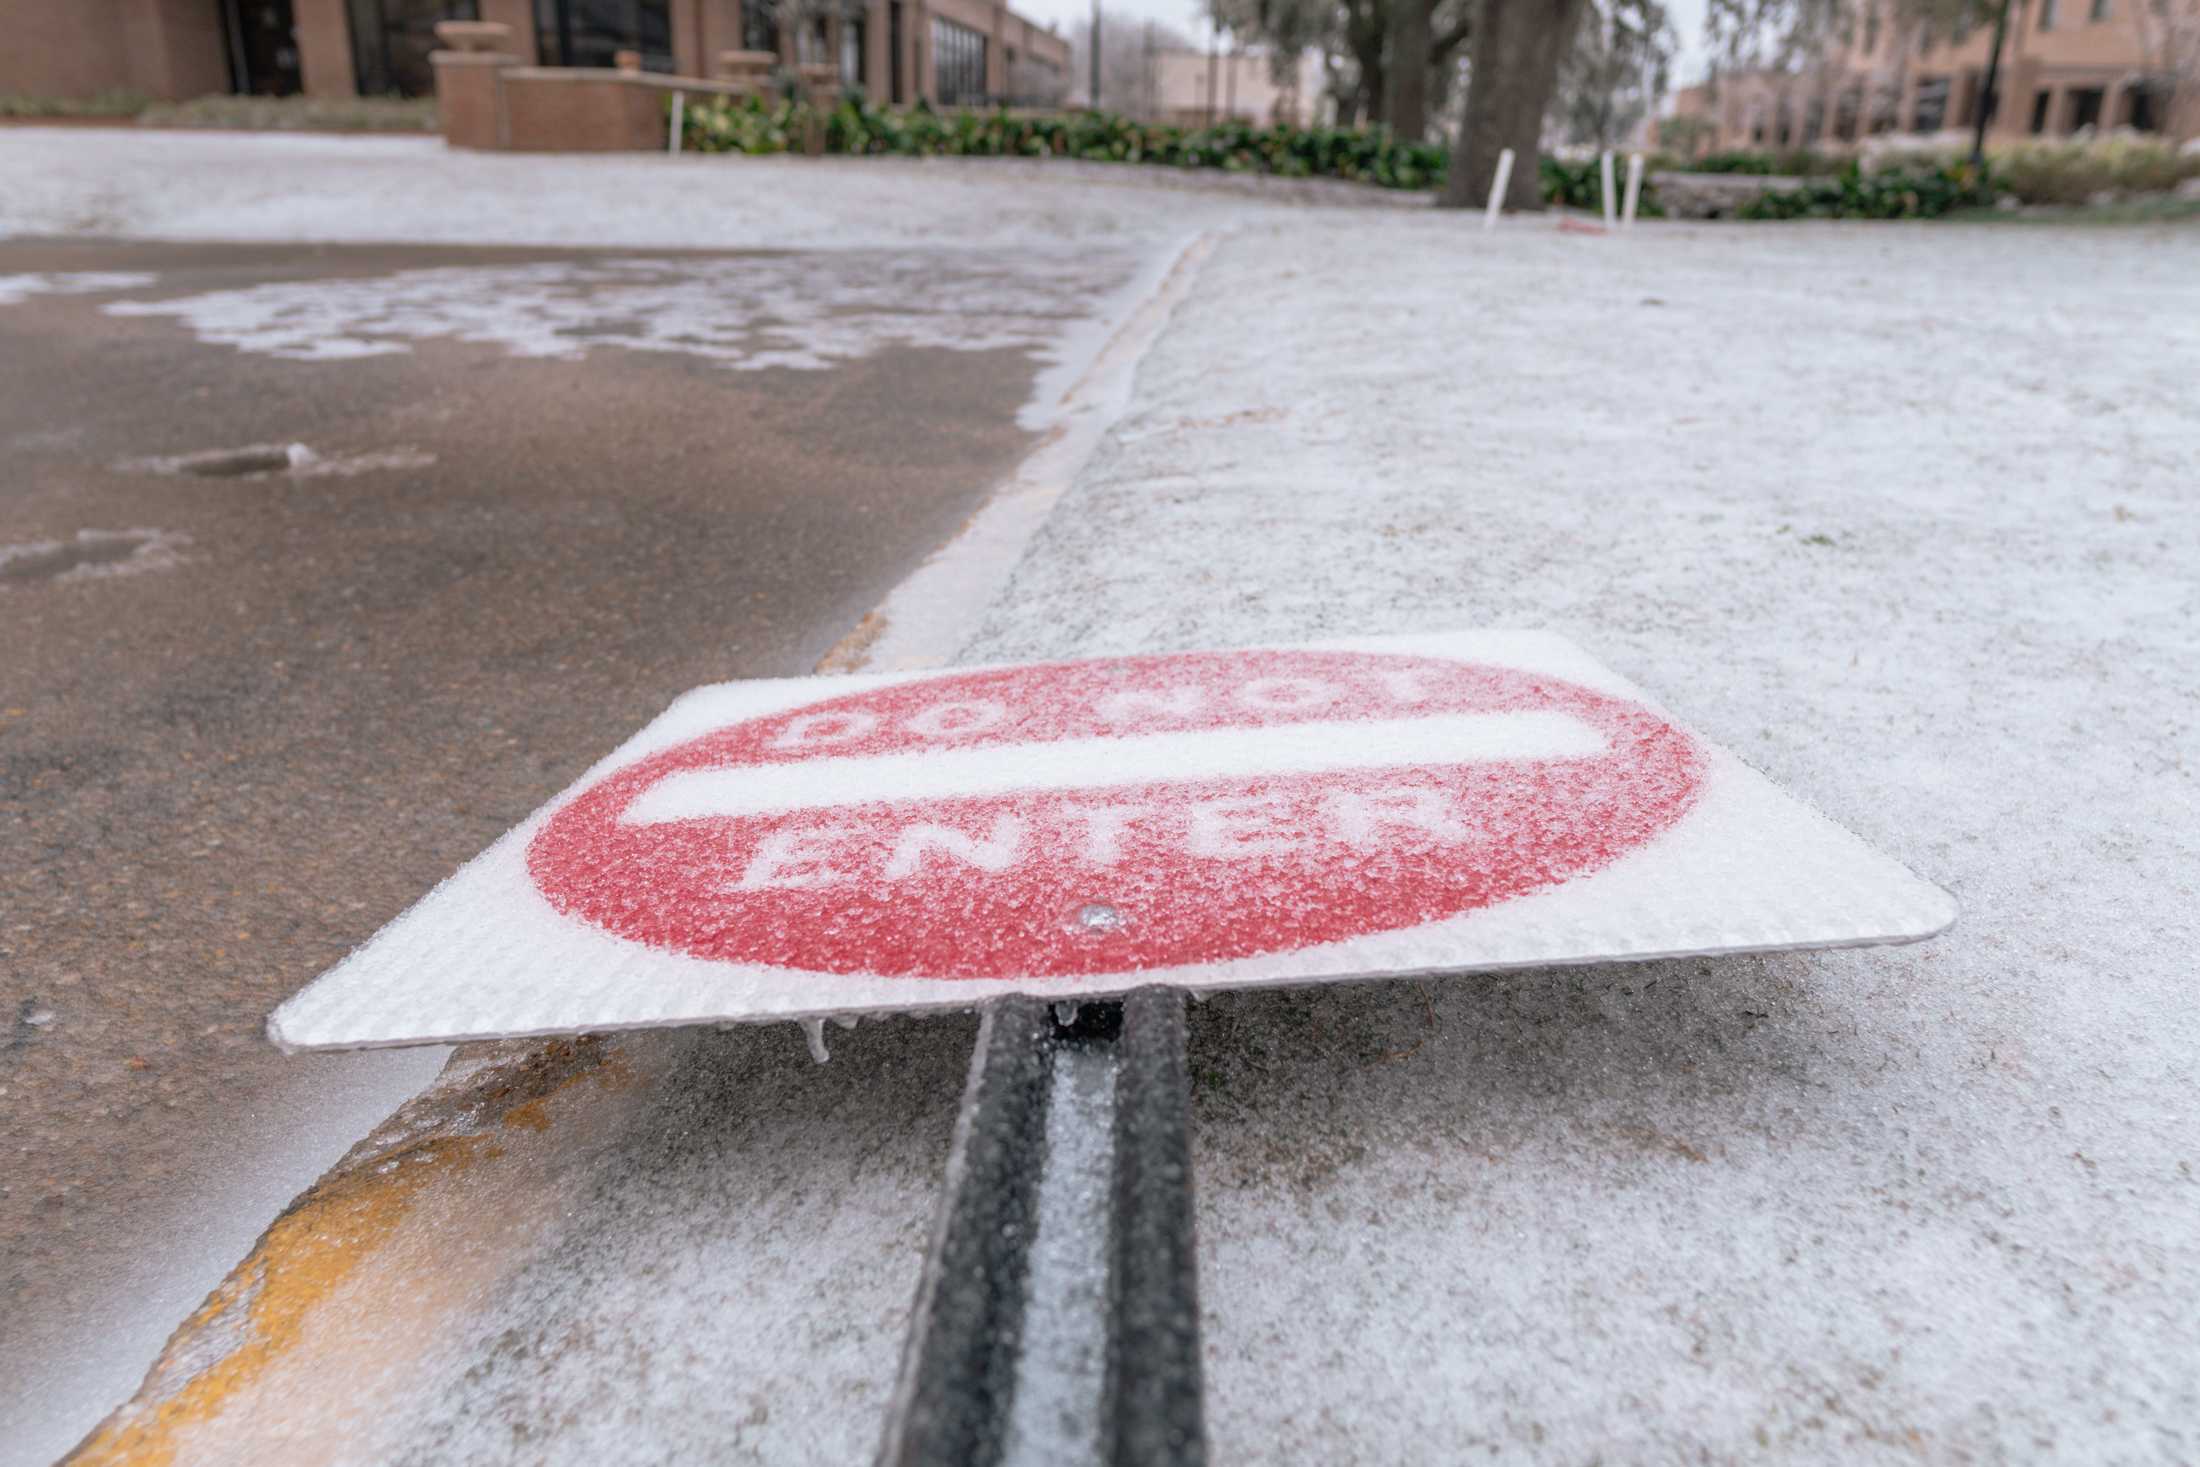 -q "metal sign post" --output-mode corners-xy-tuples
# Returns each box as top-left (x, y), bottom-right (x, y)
(881, 989), (1205, 1467)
